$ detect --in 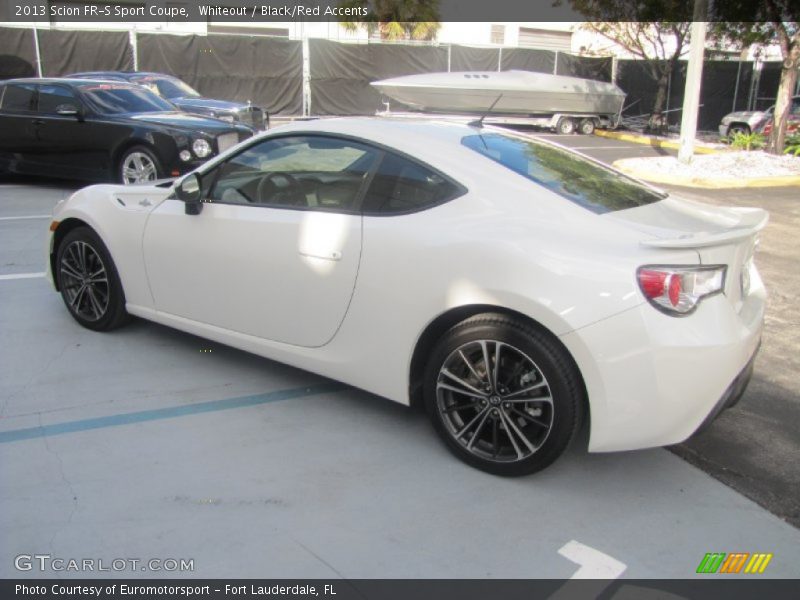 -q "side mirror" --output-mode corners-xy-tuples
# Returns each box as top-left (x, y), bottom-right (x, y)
(175, 173), (203, 215)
